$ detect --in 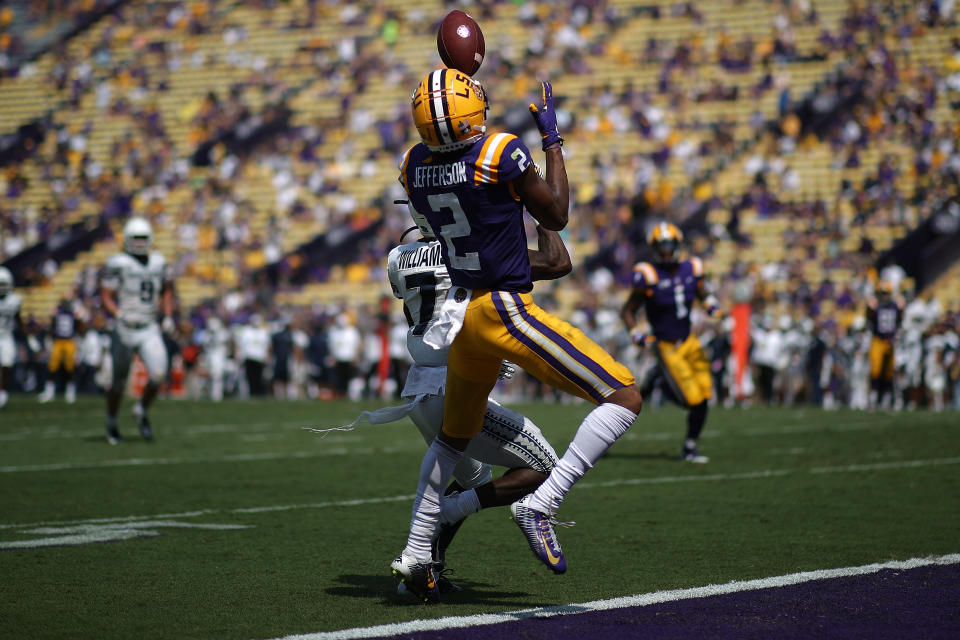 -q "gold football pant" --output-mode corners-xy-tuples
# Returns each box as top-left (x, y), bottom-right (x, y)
(655, 333), (713, 407)
(48, 339), (76, 373)
(869, 337), (895, 382)
(443, 291), (636, 439)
